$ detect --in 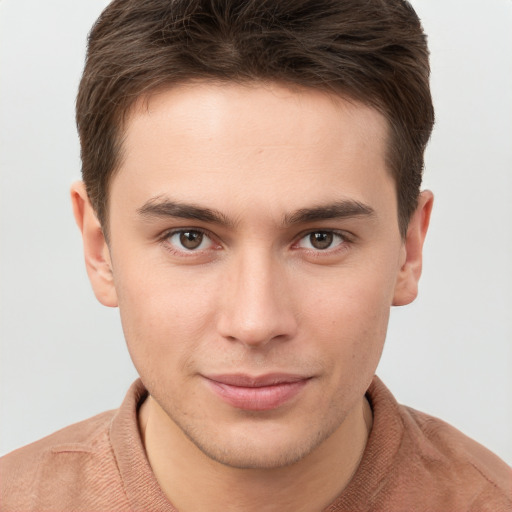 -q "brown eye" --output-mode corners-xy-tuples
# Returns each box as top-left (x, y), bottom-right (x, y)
(309, 231), (334, 250)
(166, 230), (214, 252)
(179, 231), (204, 249)
(165, 229), (216, 255)
(296, 230), (346, 252)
